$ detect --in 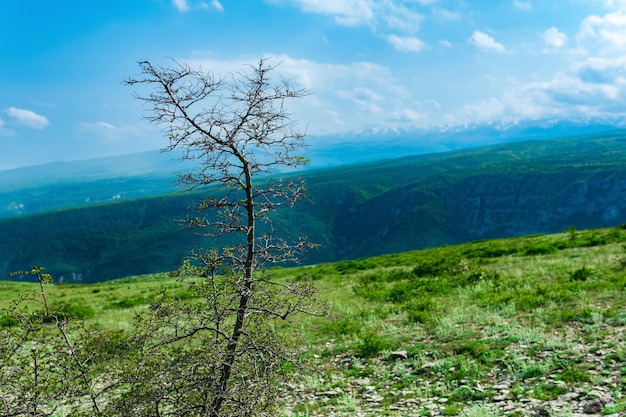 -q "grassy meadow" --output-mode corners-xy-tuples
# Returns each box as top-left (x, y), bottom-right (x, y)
(2, 226), (626, 416)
